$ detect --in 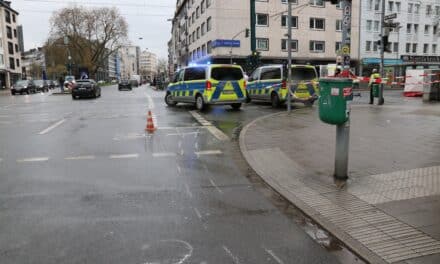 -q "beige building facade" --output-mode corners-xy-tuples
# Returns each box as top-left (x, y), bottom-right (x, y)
(139, 49), (157, 81)
(170, 0), (360, 73)
(0, 0), (22, 89)
(118, 45), (140, 80)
